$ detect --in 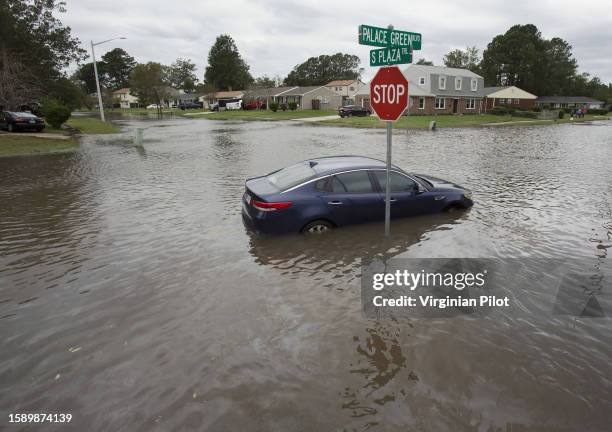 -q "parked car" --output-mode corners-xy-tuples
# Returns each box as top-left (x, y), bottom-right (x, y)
(146, 104), (161, 109)
(338, 105), (371, 118)
(242, 156), (473, 234)
(225, 100), (242, 110)
(0, 111), (45, 132)
(210, 103), (219, 112)
(179, 101), (203, 110)
(243, 101), (266, 110)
